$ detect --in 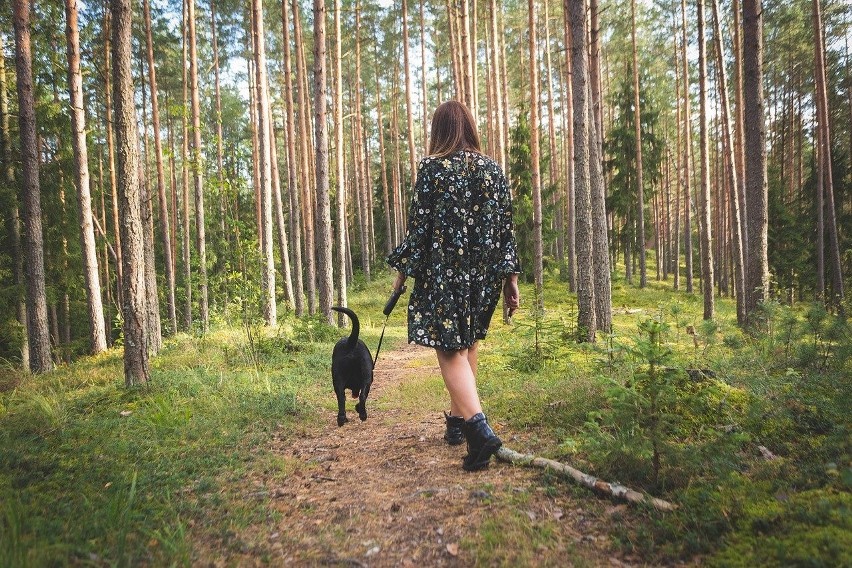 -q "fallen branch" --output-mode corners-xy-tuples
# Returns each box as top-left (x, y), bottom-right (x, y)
(496, 447), (677, 512)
